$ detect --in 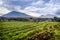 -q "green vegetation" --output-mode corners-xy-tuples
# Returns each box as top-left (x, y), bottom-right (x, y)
(0, 21), (60, 40)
